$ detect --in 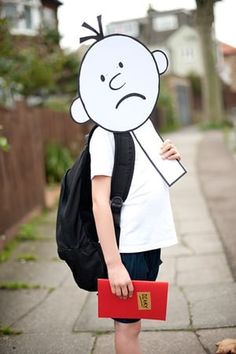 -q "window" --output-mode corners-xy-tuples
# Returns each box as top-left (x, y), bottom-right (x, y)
(180, 47), (194, 63)
(106, 21), (139, 37)
(24, 5), (32, 29)
(153, 15), (178, 32)
(43, 7), (56, 28)
(2, 3), (18, 28)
